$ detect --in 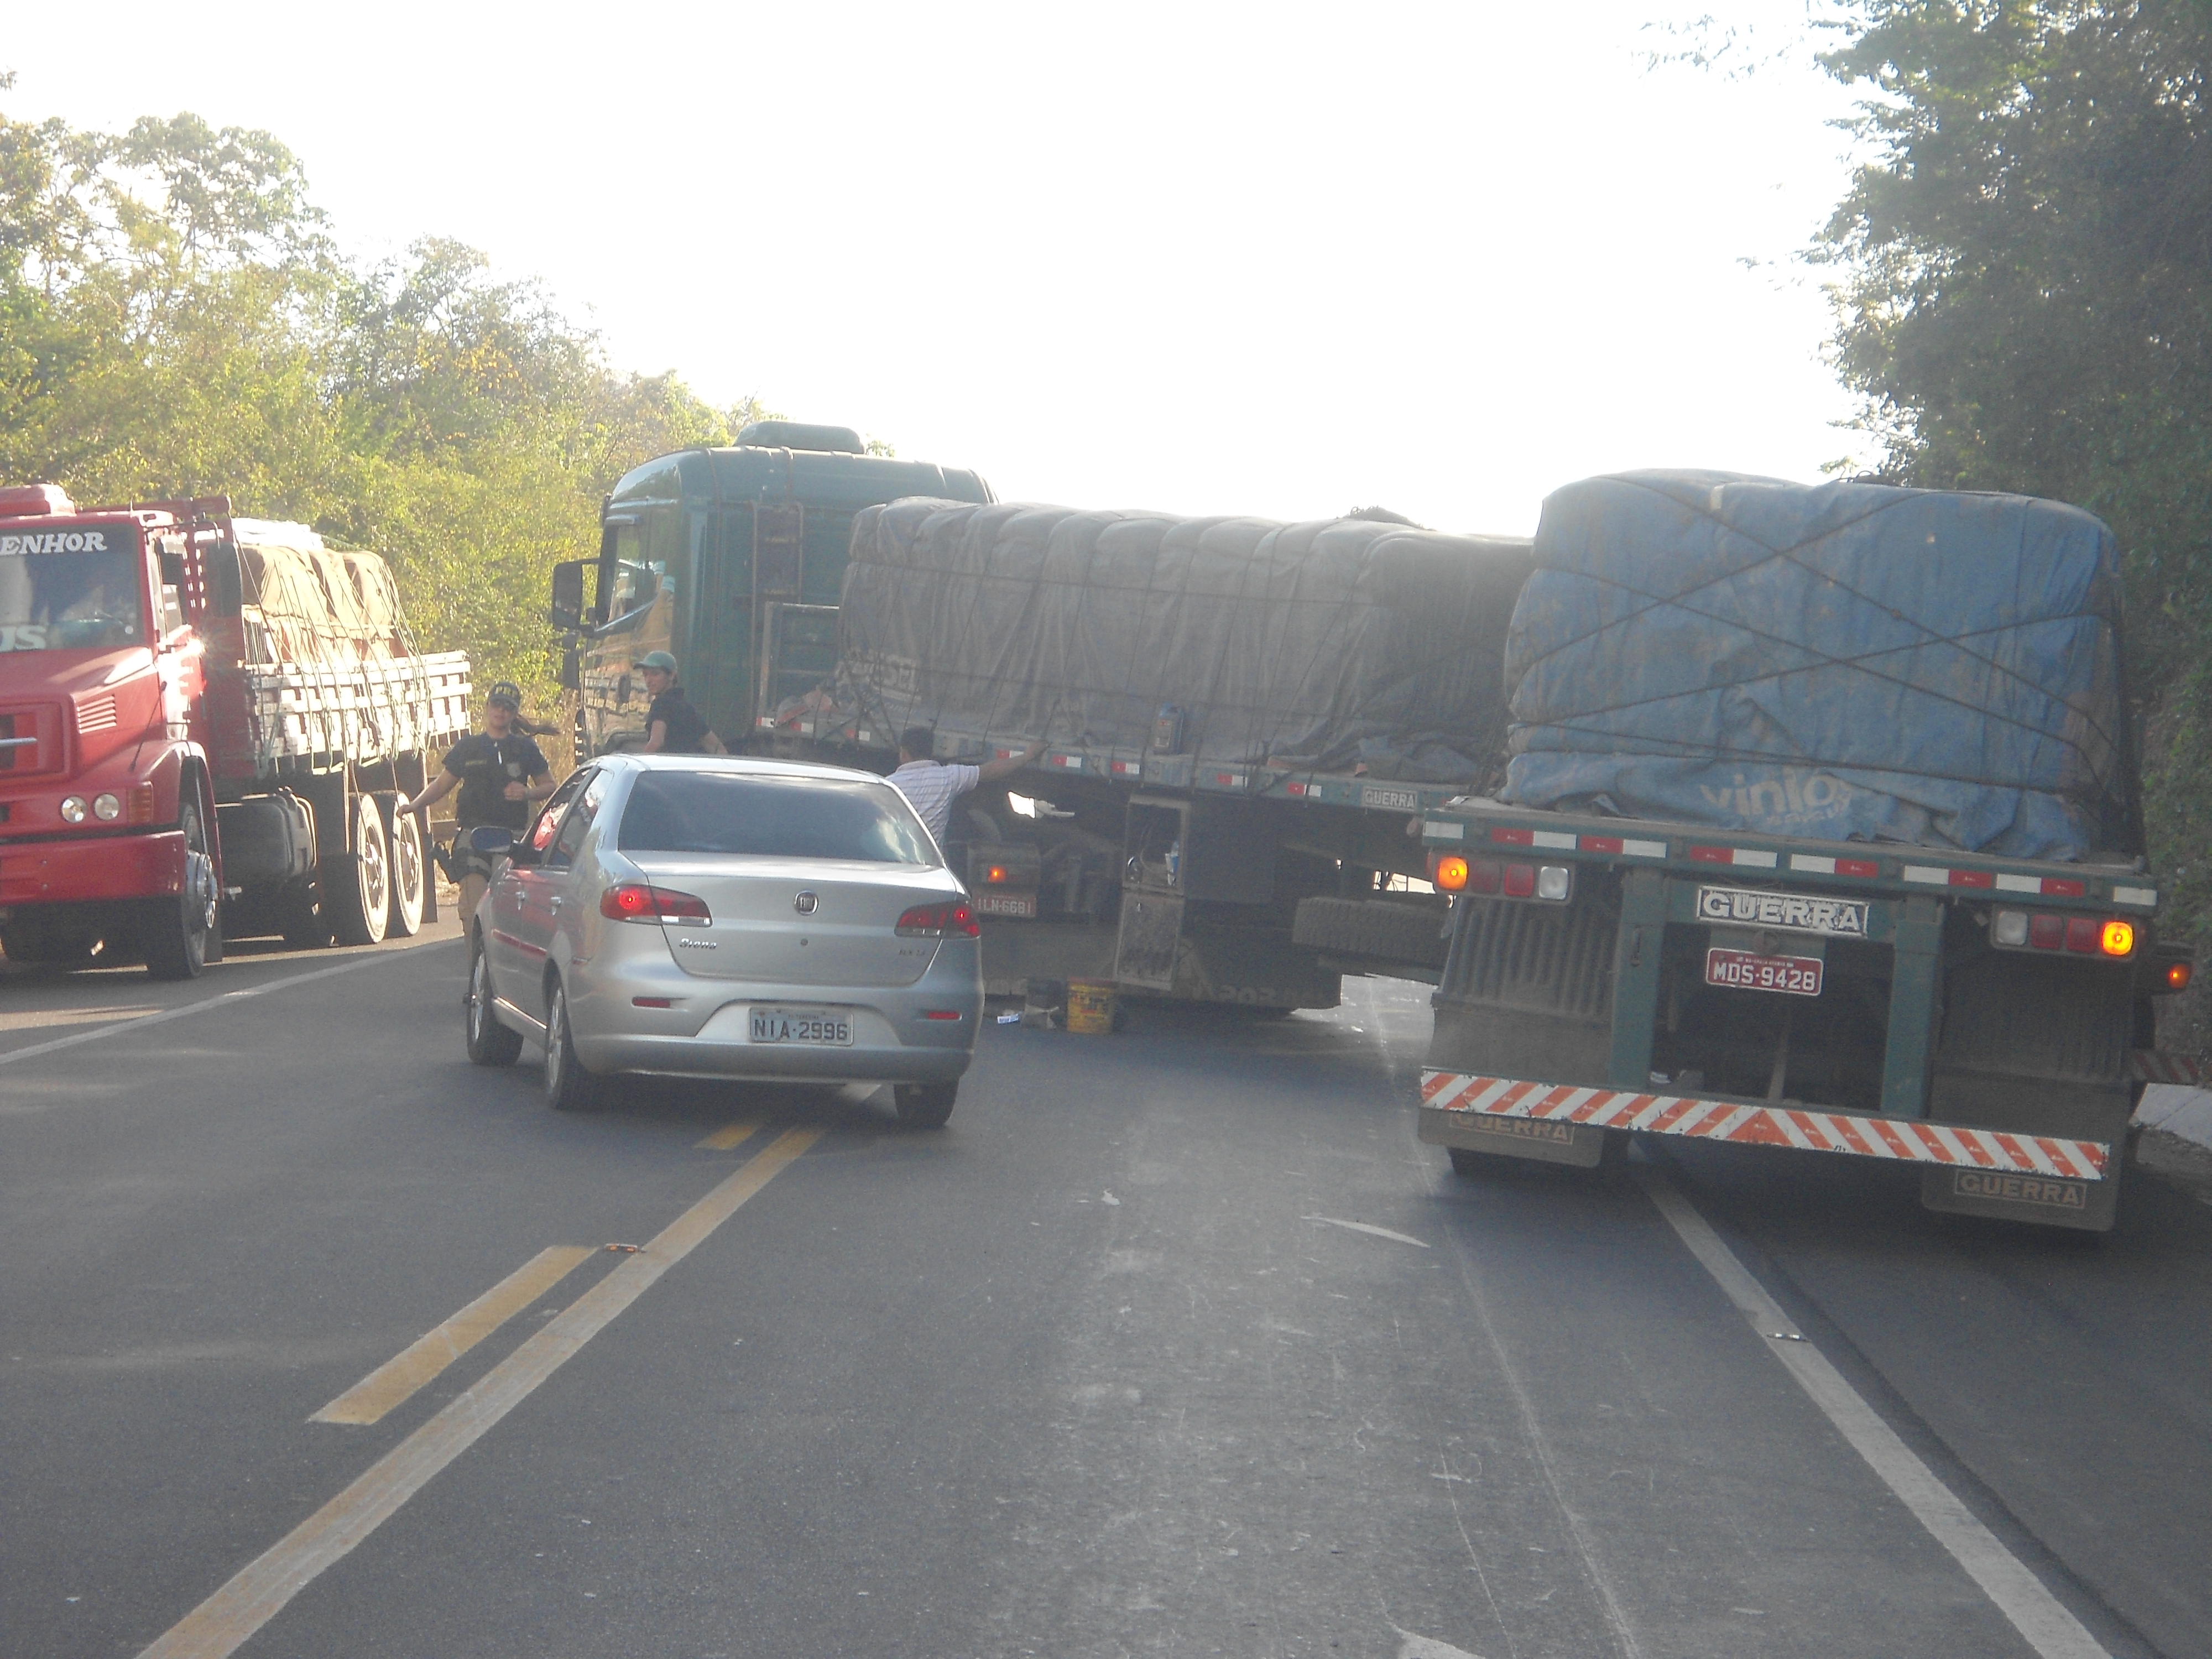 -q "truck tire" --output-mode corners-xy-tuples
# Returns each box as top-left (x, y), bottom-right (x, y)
(465, 935), (523, 1066)
(1293, 896), (1452, 971)
(324, 794), (390, 947)
(375, 791), (426, 938)
(143, 795), (217, 981)
(278, 885), (331, 950)
(893, 1080), (958, 1129)
(544, 981), (604, 1111)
